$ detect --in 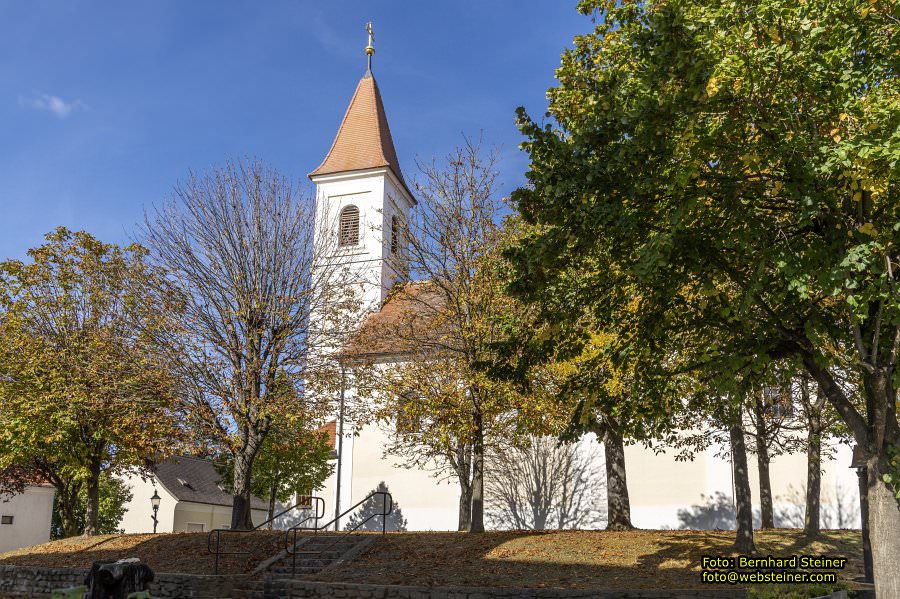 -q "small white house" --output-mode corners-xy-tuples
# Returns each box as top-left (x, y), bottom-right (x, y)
(119, 456), (268, 533)
(0, 483), (55, 553)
